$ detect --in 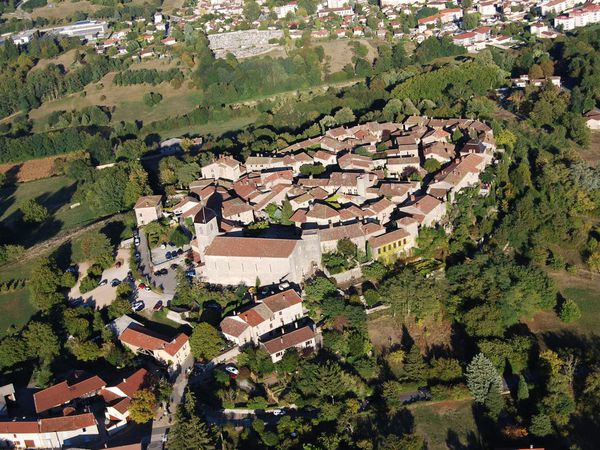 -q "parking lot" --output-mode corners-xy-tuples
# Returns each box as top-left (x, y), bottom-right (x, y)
(68, 246), (131, 309)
